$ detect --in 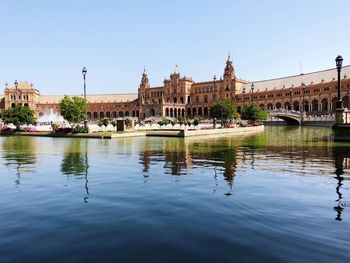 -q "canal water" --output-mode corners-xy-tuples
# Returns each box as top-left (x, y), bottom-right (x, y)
(0, 126), (349, 262)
